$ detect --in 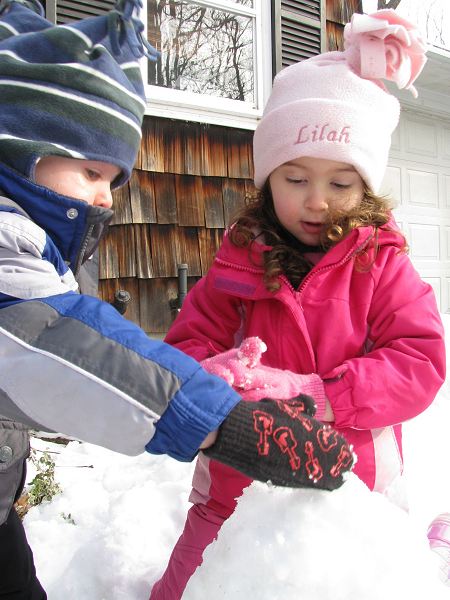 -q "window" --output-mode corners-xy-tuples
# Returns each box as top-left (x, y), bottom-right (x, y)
(148, 1), (254, 102)
(44, 0), (270, 127)
(142, 0), (272, 129)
